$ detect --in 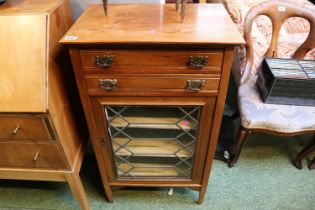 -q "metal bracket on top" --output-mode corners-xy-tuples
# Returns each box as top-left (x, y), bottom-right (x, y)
(102, 0), (188, 22)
